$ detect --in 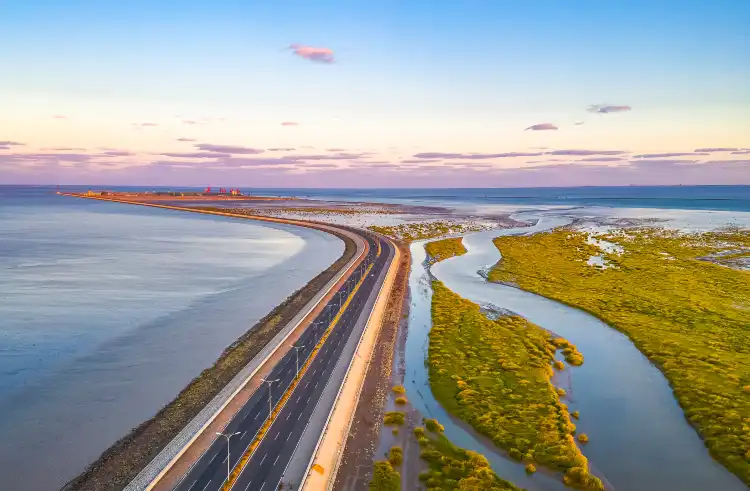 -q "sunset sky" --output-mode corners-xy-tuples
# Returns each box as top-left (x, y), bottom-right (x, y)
(1, 0), (749, 187)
